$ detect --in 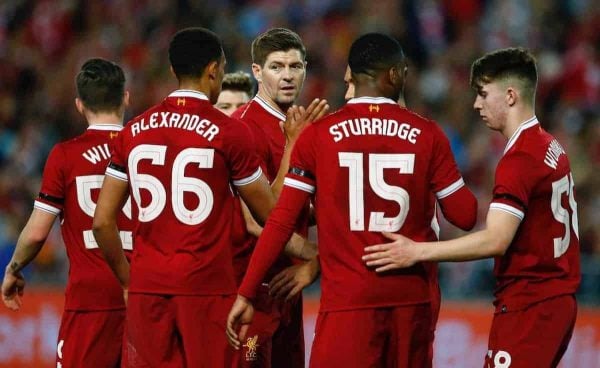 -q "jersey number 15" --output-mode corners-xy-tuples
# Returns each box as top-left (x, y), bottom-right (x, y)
(339, 152), (414, 232)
